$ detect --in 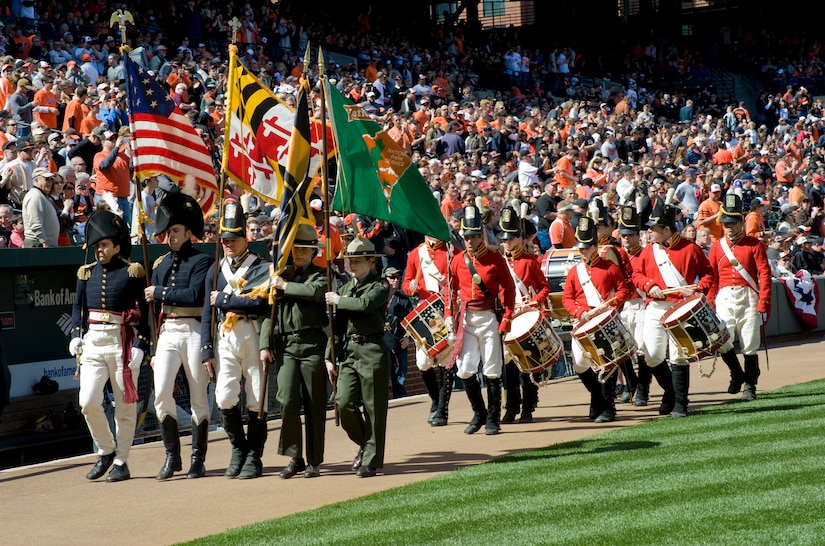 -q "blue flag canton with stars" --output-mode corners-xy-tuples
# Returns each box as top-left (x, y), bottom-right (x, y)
(124, 59), (175, 117)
